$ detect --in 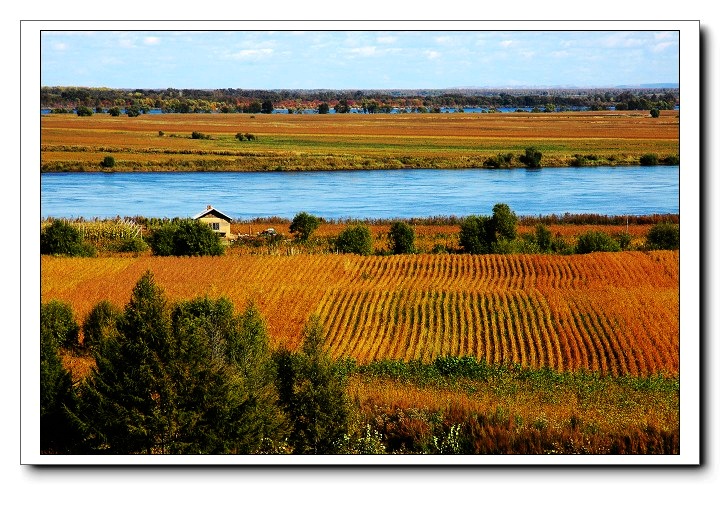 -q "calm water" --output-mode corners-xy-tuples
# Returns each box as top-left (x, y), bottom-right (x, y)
(40, 166), (679, 220)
